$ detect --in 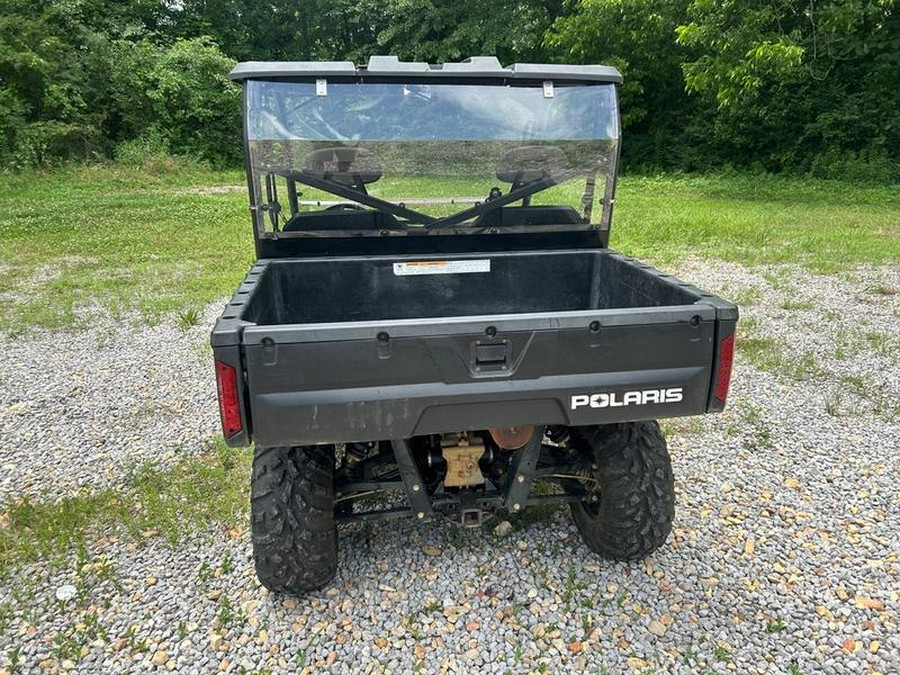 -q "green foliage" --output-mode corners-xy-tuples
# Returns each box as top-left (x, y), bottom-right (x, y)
(674, 0), (900, 175)
(111, 38), (240, 166)
(676, 4), (805, 107)
(114, 130), (171, 166)
(12, 121), (102, 167)
(165, 0), (559, 64)
(0, 0), (237, 168)
(354, 0), (557, 63)
(547, 0), (690, 128)
(809, 148), (899, 184)
(0, 0), (896, 179)
(547, 0), (899, 177)
(153, 40), (240, 163)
